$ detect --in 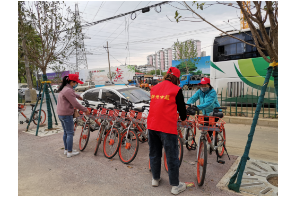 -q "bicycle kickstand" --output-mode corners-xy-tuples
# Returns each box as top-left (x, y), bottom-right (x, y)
(223, 143), (230, 160)
(217, 143), (230, 164)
